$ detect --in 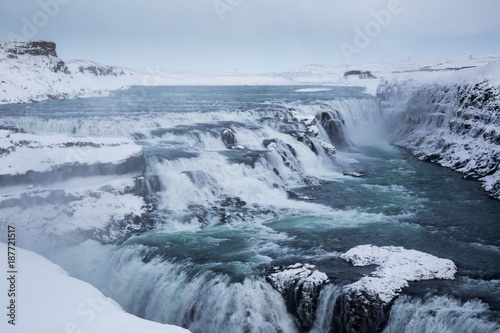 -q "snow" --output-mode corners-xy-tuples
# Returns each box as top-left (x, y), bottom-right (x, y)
(0, 243), (189, 333)
(0, 129), (147, 243)
(2, 41), (500, 105)
(392, 72), (500, 199)
(340, 245), (457, 303)
(268, 263), (329, 294)
(0, 130), (142, 176)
